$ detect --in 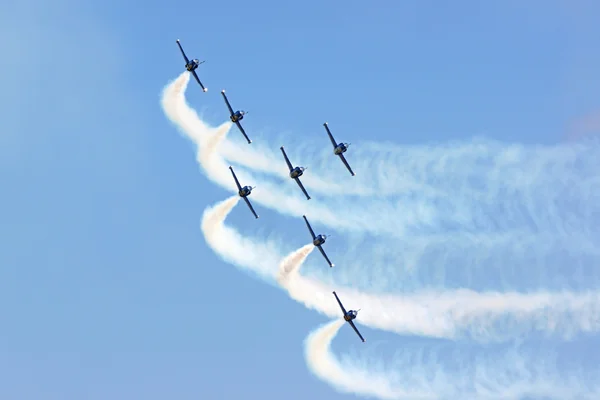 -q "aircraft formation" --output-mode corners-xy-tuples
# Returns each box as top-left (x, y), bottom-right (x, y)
(176, 39), (365, 342)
